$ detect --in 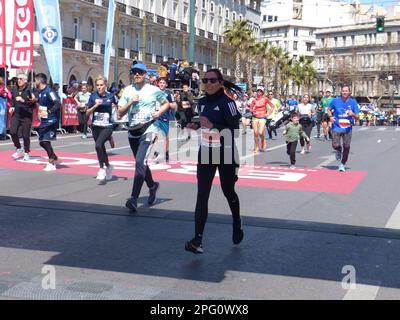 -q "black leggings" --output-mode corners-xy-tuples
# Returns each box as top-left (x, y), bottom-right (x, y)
(10, 116), (32, 153)
(300, 120), (312, 147)
(91, 126), (113, 168)
(39, 141), (57, 163)
(194, 151), (241, 239)
(286, 141), (298, 165)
